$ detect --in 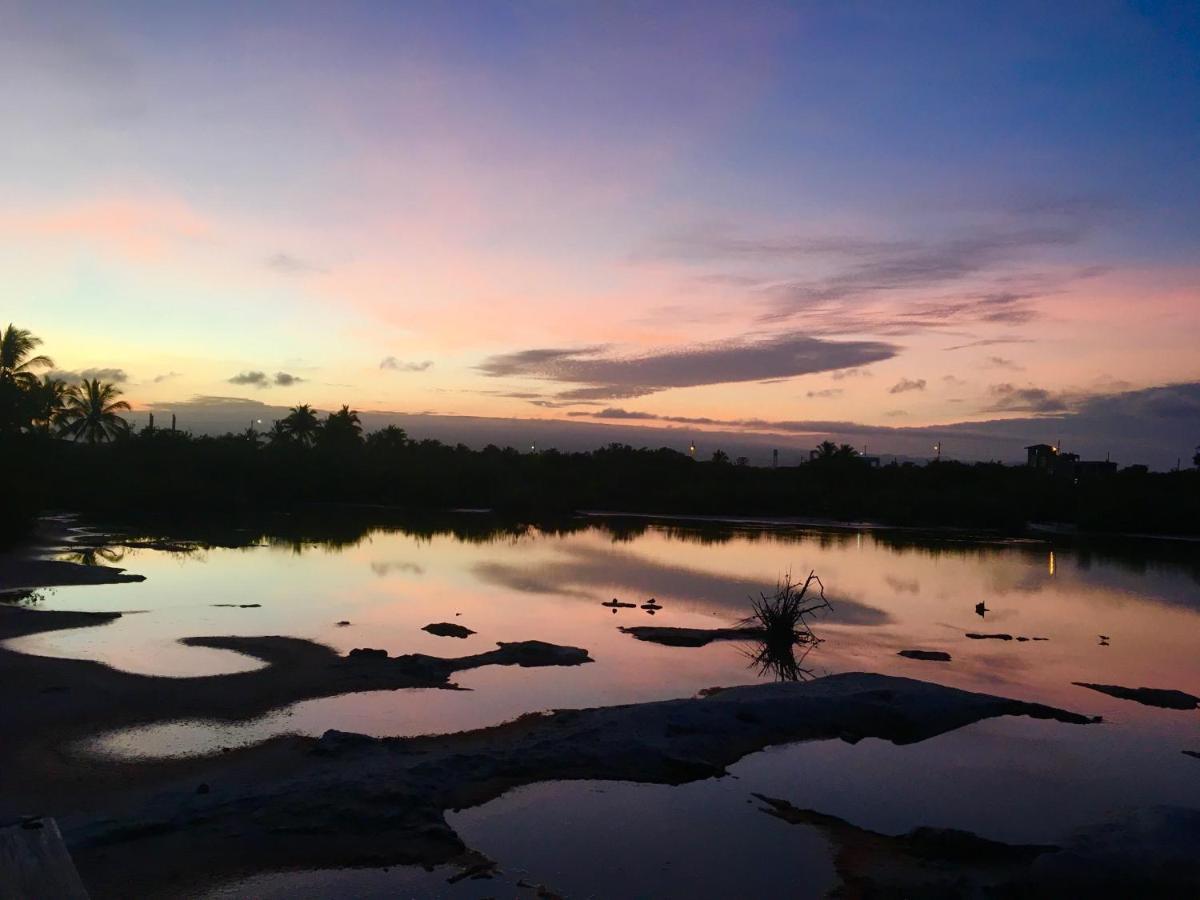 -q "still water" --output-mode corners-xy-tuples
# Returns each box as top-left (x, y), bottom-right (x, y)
(8, 514), (1200, 896)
